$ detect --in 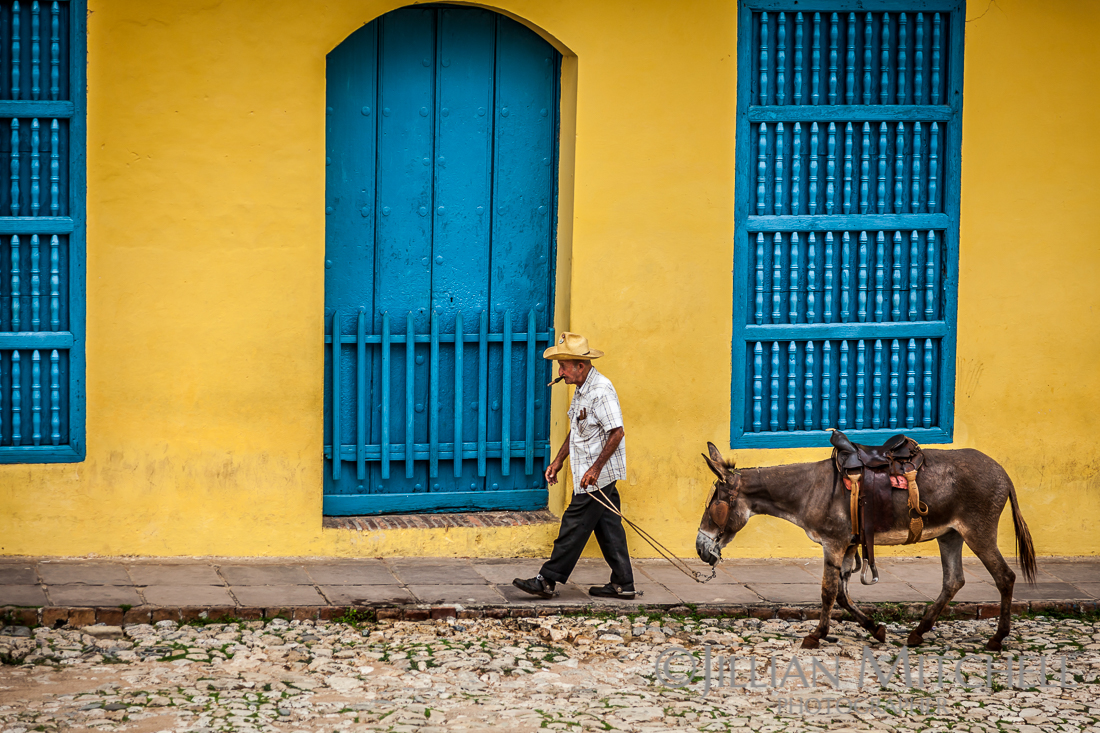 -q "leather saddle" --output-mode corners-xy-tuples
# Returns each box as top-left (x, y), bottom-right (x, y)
(830, 429), (927, 585)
